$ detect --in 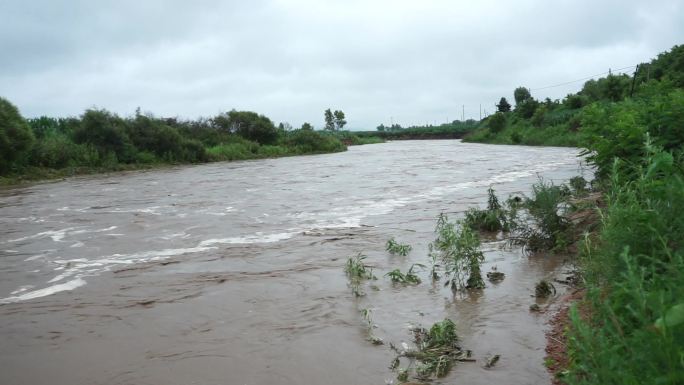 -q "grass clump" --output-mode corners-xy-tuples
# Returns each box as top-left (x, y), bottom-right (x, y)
(385, 264), (425, 285)
(463, 187), (510, 232)
(344, 253), (376, 297)
(386, 238), (412, 256)
(391, 319), (472, 381)
(565, 144), (684, 385)
(429, 213), (485, 290)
